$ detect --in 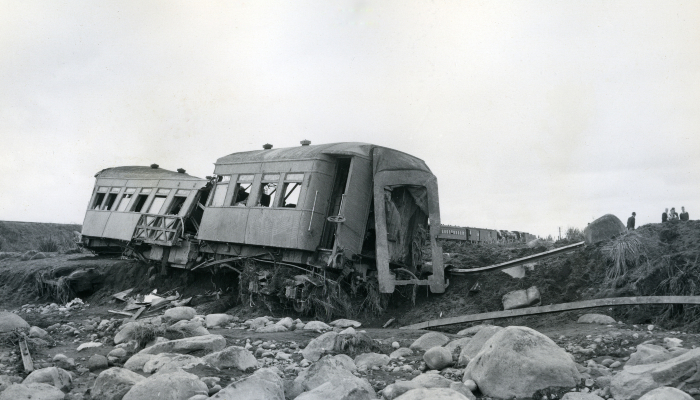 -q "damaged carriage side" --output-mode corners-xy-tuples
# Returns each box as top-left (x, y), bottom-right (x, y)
(80, 142), (447, 312)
